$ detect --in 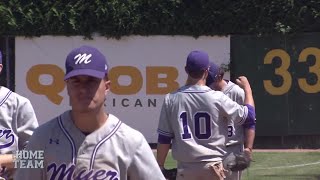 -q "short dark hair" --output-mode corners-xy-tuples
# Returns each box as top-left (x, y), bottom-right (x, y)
(218, 67), (225, 78)
(187, 69), (206, 79)
(206, 67), (225, 86)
